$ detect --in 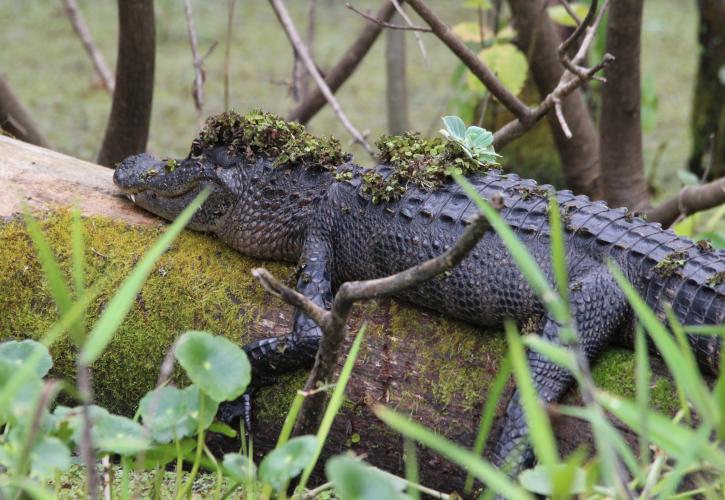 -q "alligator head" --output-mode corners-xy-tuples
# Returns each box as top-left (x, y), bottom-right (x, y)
(113, 145), (336, 262)
(113, 147), (238, 233)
